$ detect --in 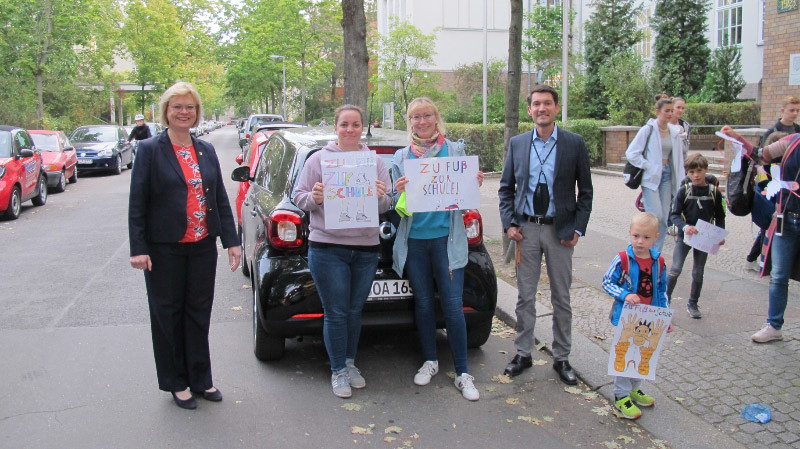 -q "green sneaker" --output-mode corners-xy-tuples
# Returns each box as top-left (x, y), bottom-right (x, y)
(630, 388), (655, 407)
(614, 396), (642, 420)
